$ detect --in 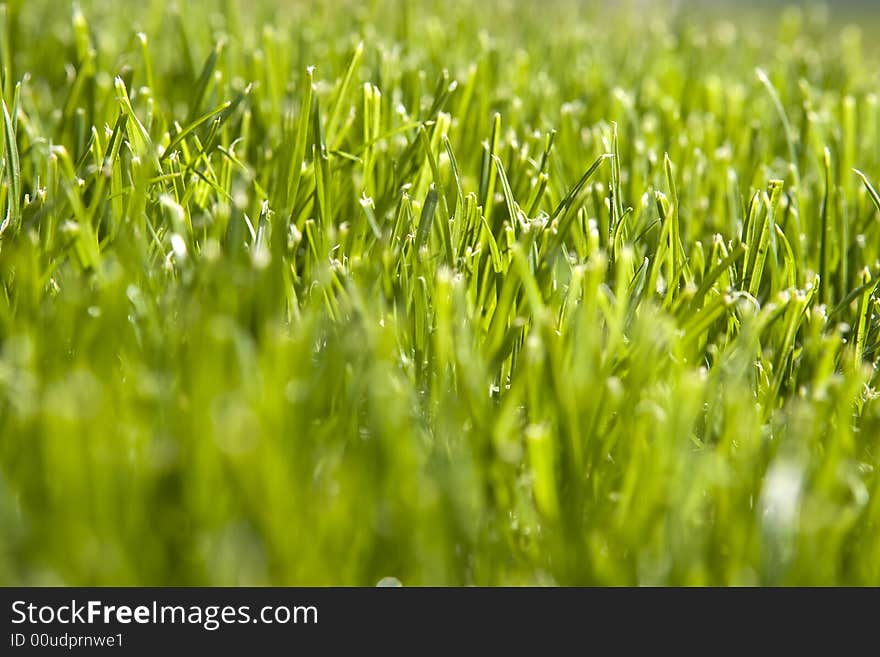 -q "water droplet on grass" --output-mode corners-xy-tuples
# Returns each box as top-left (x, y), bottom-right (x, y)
(376, 577), (402, 587)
